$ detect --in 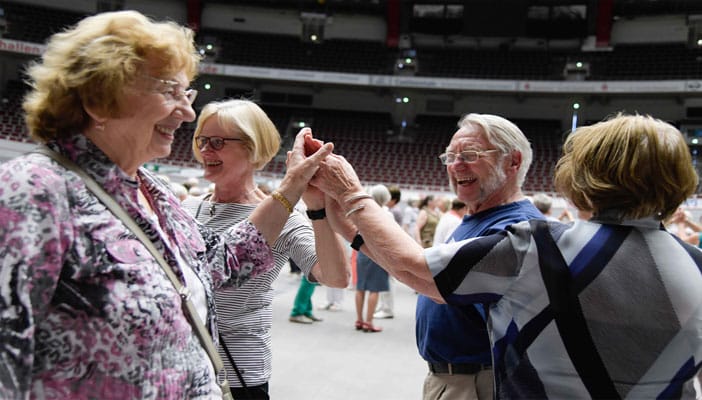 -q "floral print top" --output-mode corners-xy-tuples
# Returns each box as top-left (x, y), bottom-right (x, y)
(0, 135), (274, 399)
